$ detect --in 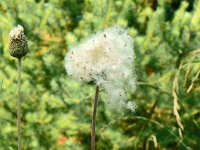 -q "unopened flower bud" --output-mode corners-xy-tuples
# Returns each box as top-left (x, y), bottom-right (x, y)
(9, 25), (28, 58)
